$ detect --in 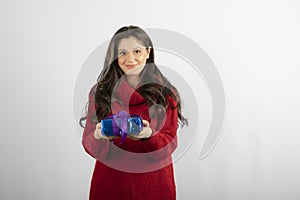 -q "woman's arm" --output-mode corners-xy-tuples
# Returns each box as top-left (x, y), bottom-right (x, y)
(81, 89), (111, 161)
(140, 103), (178, 161)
